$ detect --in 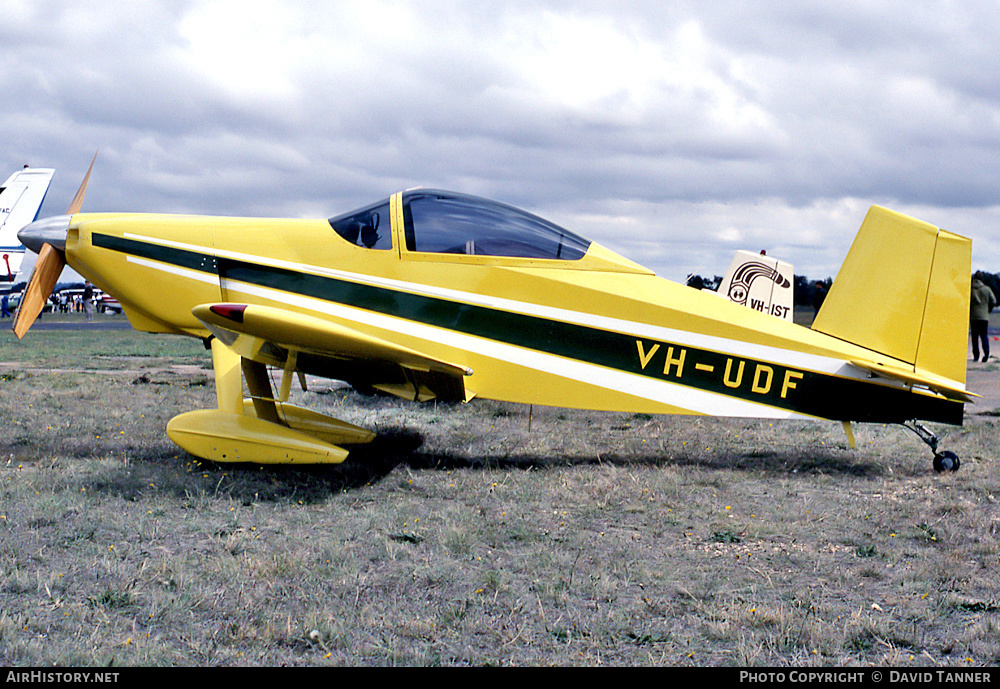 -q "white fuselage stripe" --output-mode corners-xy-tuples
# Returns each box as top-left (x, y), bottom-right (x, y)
(128, 256), (219, 286)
